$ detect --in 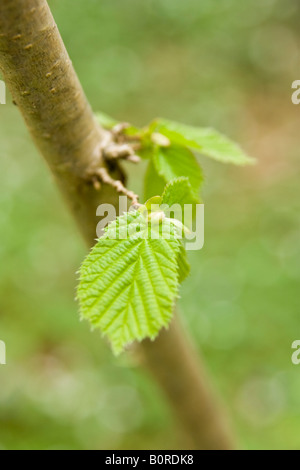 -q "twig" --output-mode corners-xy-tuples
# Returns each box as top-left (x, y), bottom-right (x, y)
(95, 168), (139, 205)
(99, 127), (141, 164)
(103, 142), (140, 163)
